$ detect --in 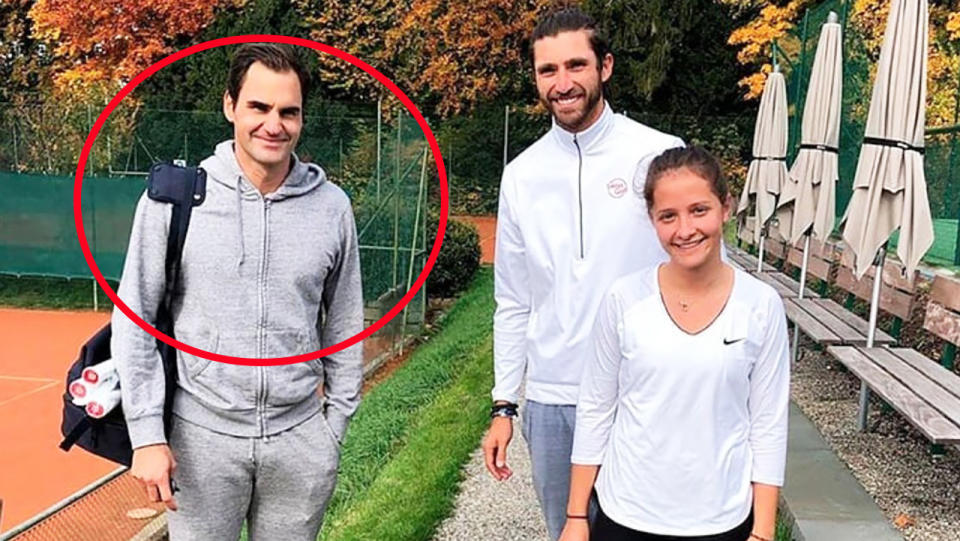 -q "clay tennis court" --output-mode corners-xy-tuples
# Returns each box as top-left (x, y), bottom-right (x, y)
(0, 310), (417, 539)
(453, 215), (496, 264)
(0, 308), (165, 538)
(0, 217), (495, 538)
